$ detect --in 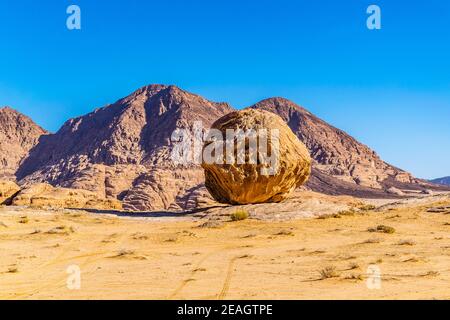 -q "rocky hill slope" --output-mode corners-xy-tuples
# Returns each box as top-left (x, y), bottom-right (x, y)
(16, 85), (233, 211)
(250, 98), (421, 192)
(0, 107), (47, 180)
